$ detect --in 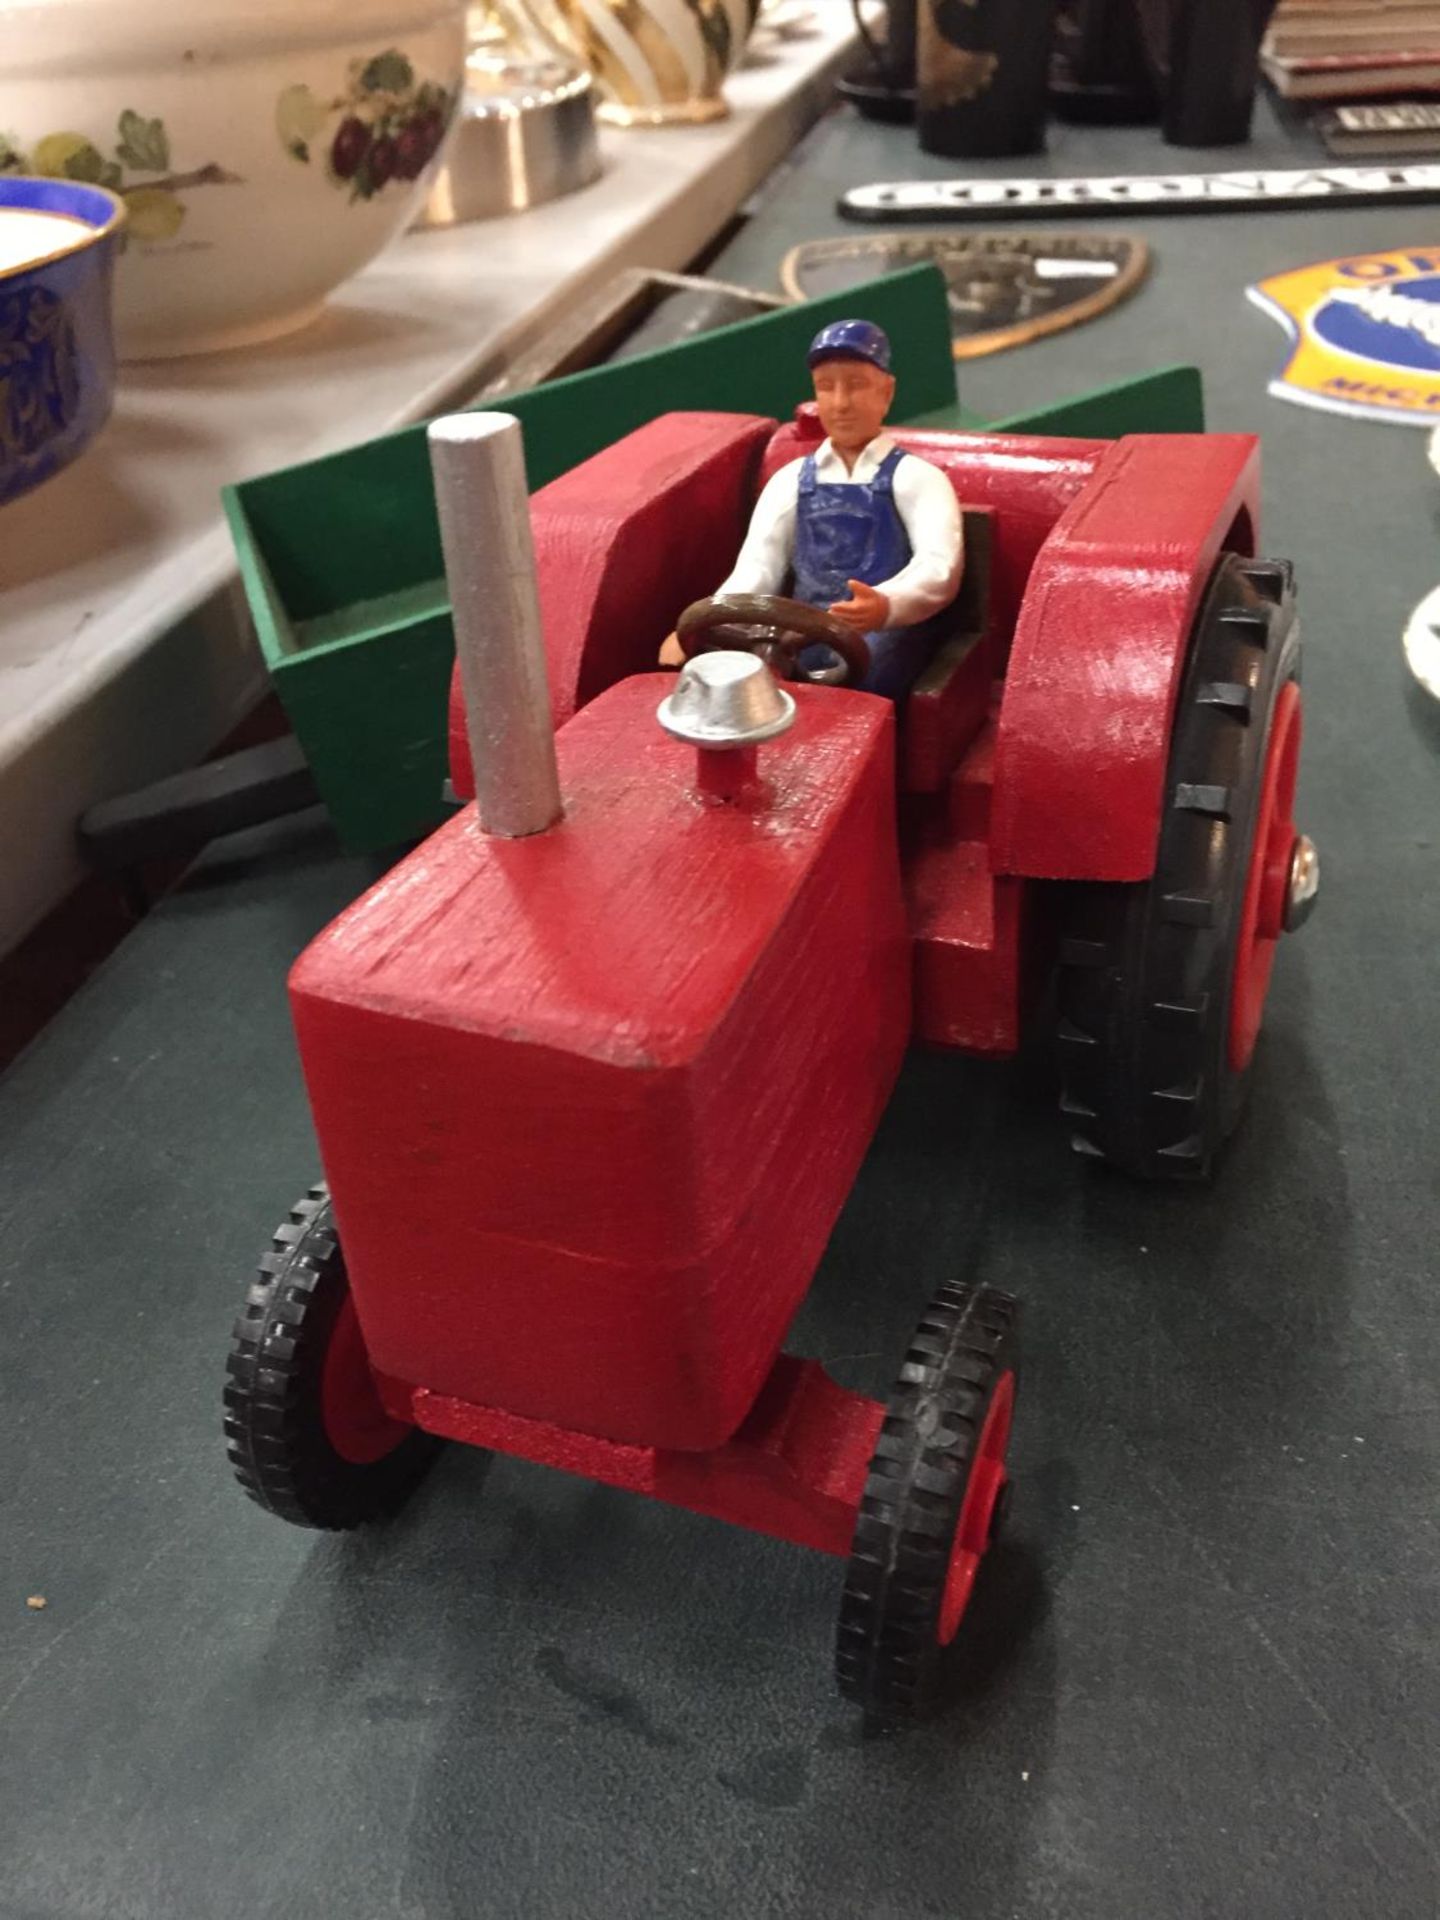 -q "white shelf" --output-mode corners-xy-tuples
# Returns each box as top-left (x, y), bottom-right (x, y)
(0, 3), (859, 956)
